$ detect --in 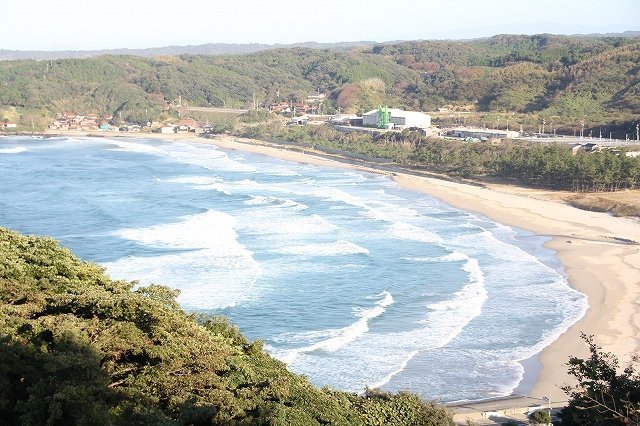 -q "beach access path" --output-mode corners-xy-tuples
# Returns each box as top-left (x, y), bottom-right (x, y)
(44, 130), (640, 409)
